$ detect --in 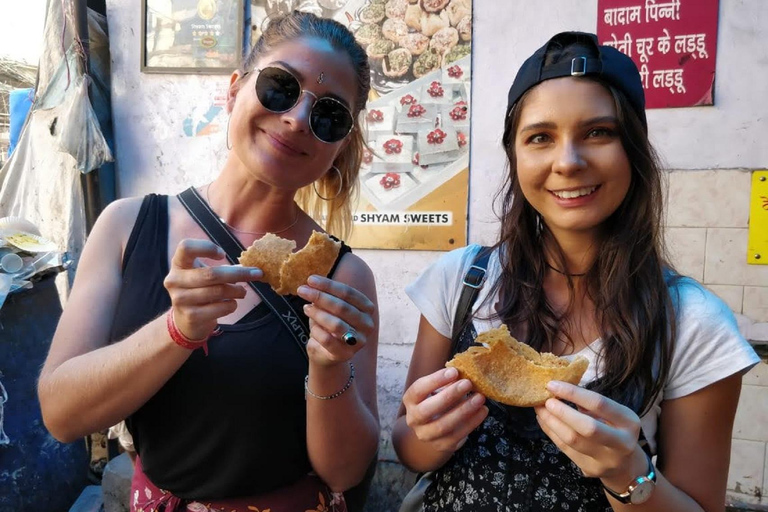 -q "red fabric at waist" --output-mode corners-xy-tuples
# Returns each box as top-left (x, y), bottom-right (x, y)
(130, 456), (347, 512)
